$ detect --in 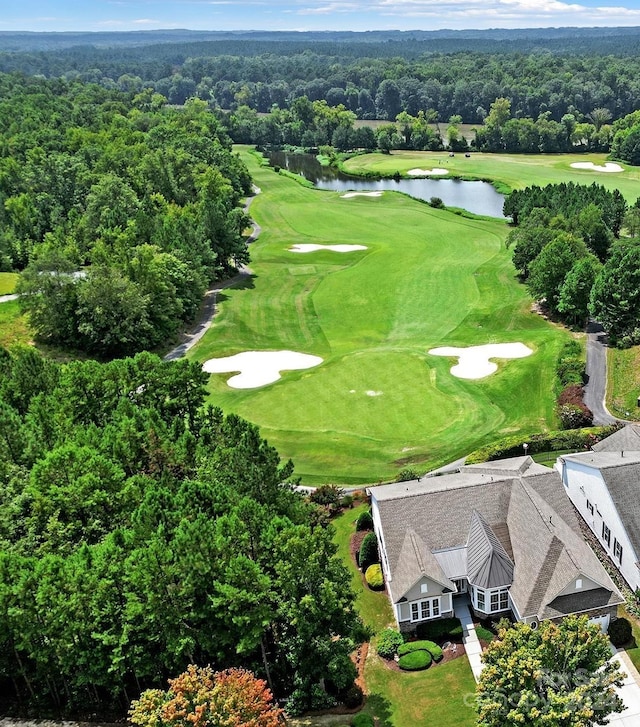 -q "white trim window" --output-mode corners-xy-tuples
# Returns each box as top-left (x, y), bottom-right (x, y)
(410, 597), (441, 622)
(473, 586), (510, 614)
(586, 500), (594, 515)
(602, 522), (611, 548)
